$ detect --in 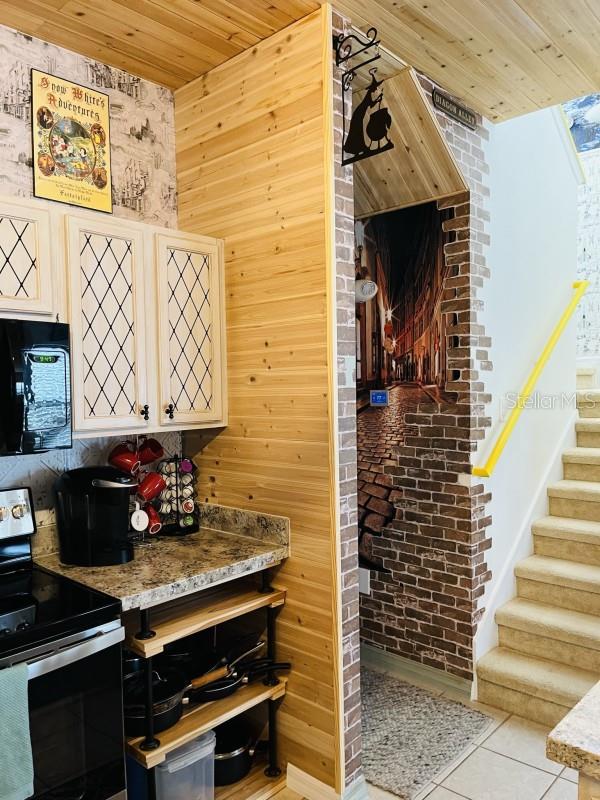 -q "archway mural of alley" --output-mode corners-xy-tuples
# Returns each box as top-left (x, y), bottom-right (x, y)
(356, 201), (455, 569)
